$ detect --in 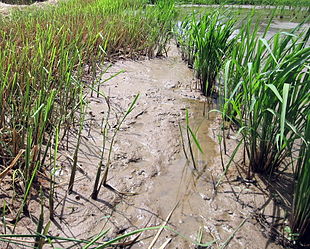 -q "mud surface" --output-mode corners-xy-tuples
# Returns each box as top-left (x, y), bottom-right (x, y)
(4, 44), (287, 249)
(0, 0), (59, 14)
